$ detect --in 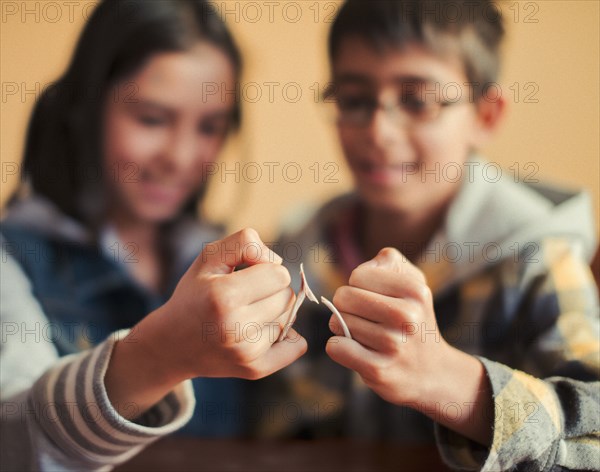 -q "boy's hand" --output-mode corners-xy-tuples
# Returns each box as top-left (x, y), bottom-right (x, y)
(326, 247), (494, 445)
(327, 248), (494, 445)
(161, 228), (307, 380)
(326, 247), (450, 406)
